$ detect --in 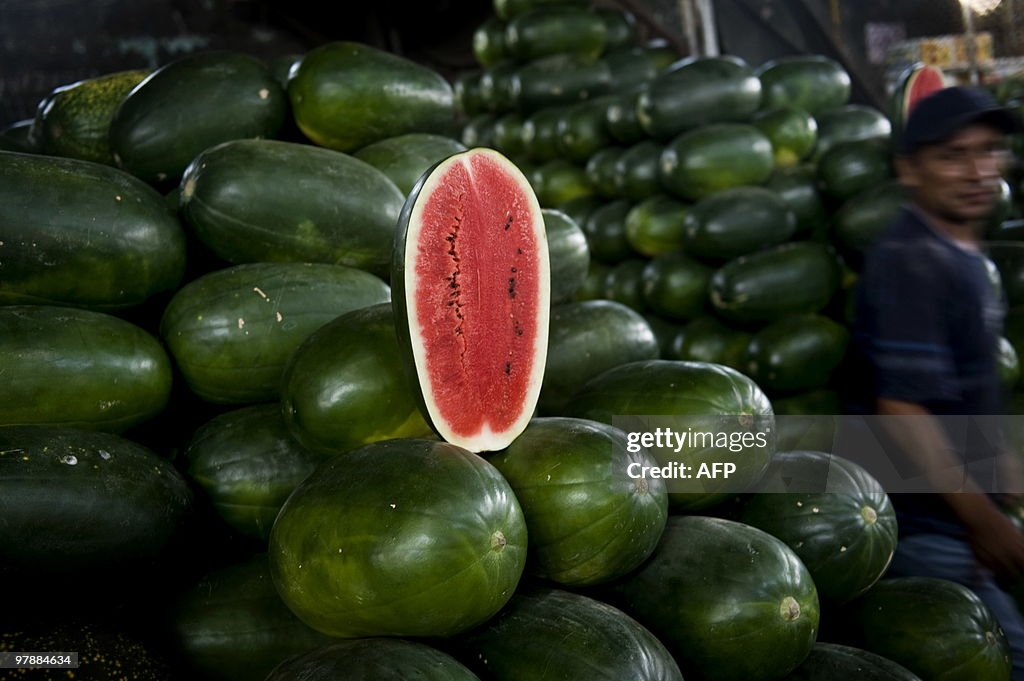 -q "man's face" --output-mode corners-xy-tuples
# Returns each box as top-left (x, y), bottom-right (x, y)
(897, 123), (1010, 225)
